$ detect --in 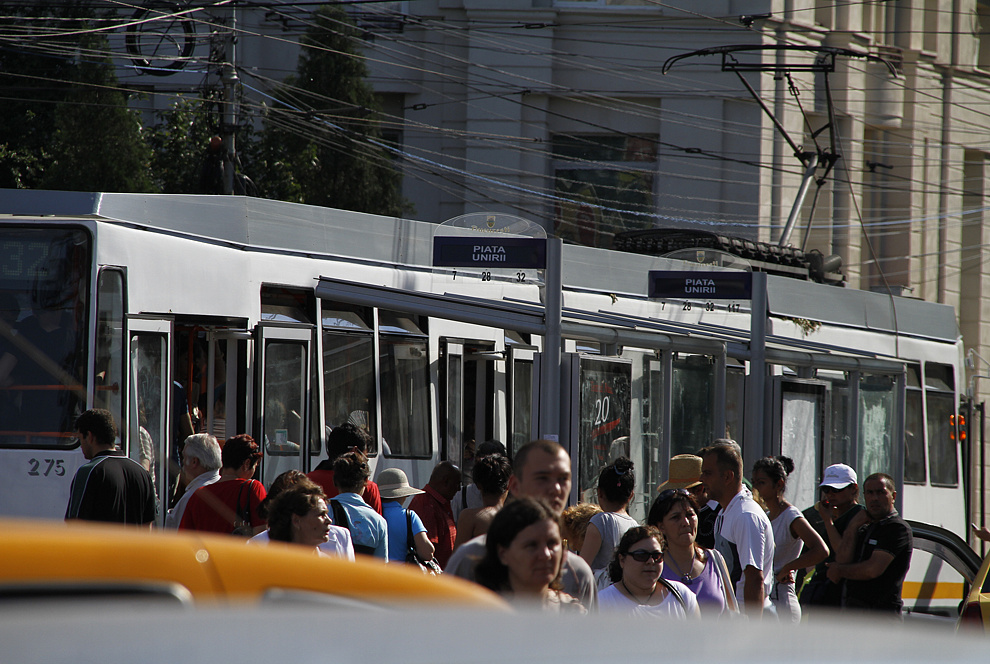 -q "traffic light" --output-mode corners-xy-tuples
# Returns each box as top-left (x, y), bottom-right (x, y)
(950, 413), (966, 442)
